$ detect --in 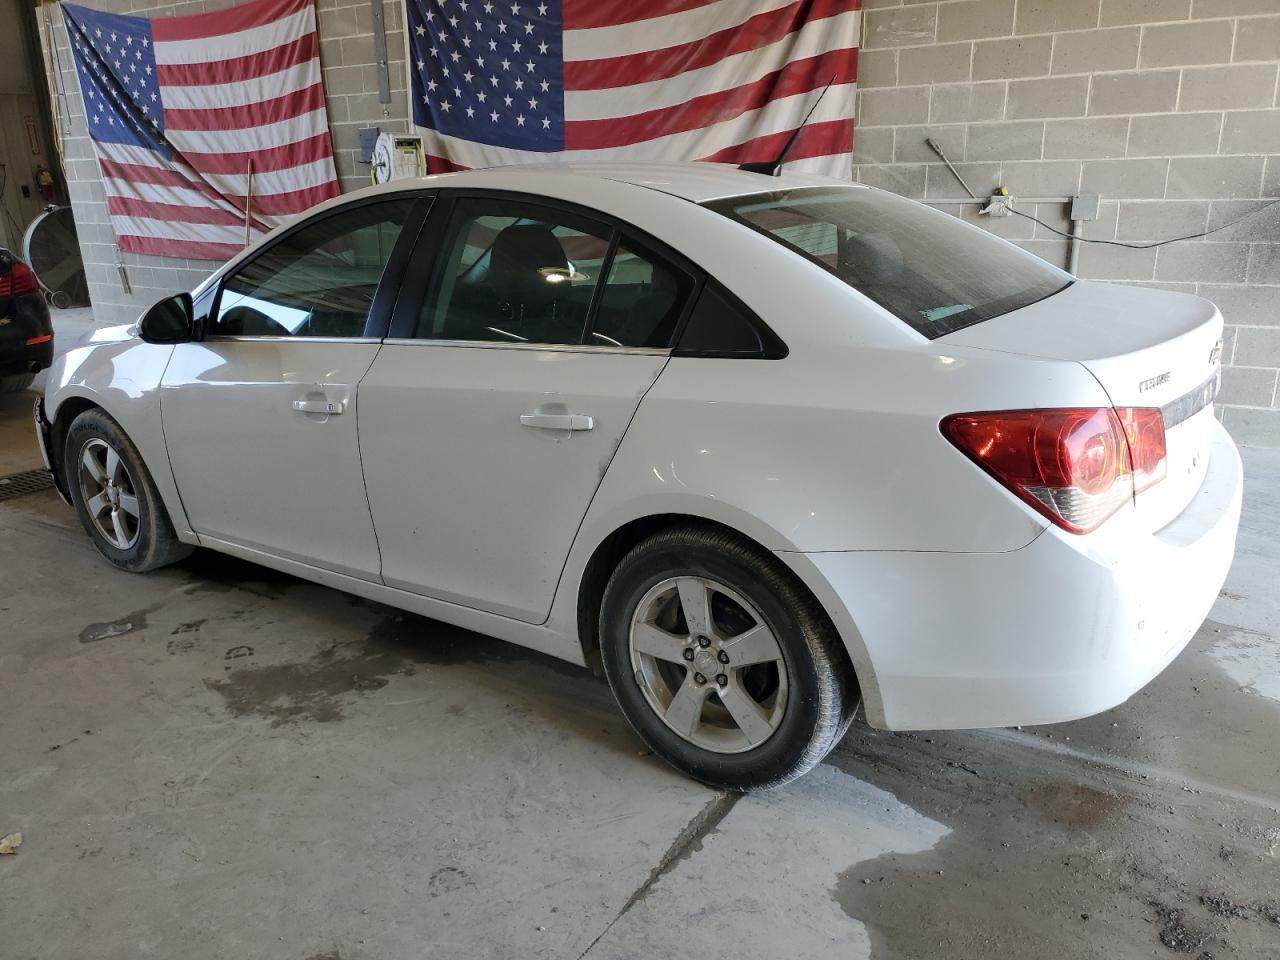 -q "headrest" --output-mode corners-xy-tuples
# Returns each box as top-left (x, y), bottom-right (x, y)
(489, 223), (570, 309)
